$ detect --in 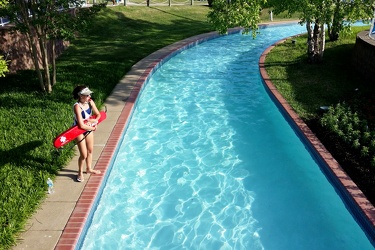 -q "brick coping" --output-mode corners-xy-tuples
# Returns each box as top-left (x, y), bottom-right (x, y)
(55, 25), (375, 249)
